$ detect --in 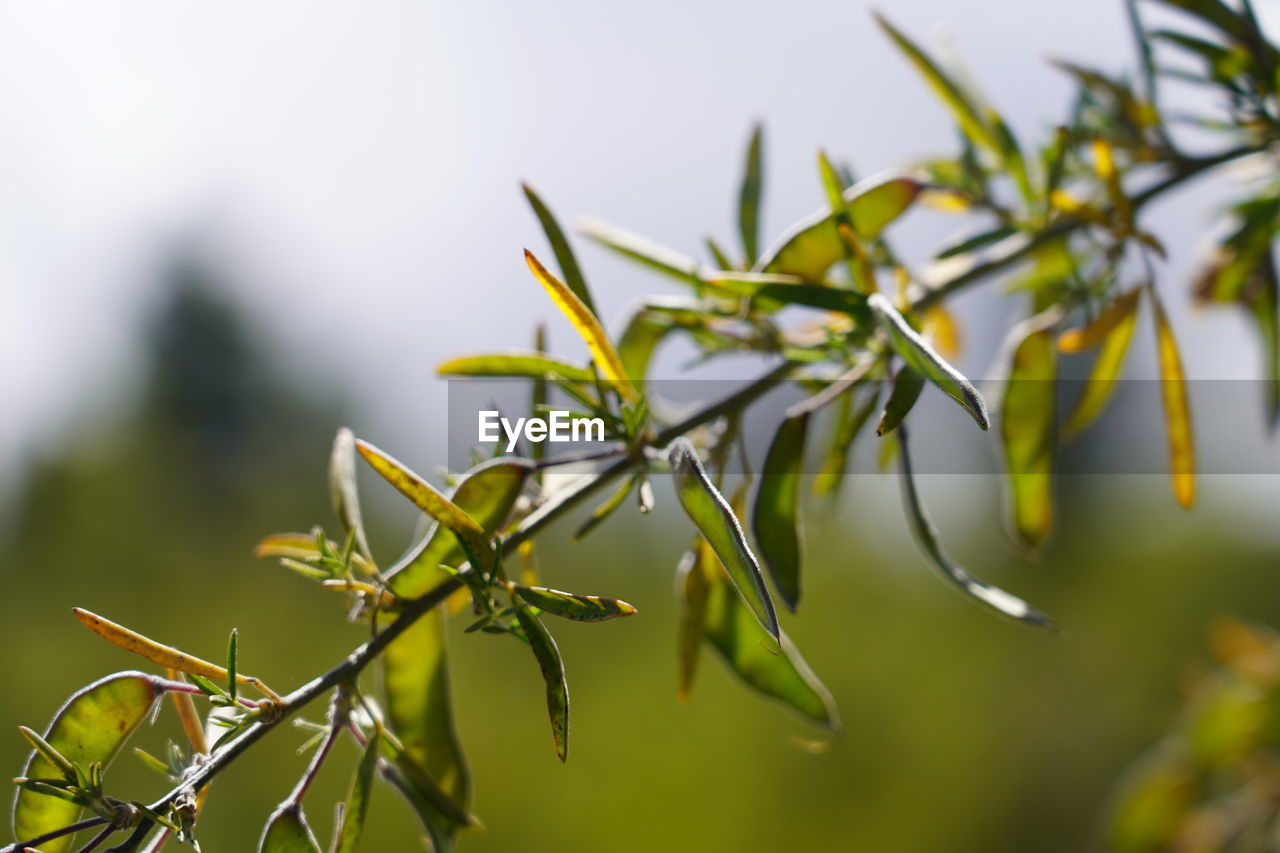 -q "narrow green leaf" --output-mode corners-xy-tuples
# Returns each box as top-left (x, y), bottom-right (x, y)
(386, 457), (532, 598)
(876, 365), (925, 436)
(704, 272), (870, 317)
(514, 608), (569, 762)
(1062, 290), (1142, 438)
(692, 536), (839, 729)
(573, 475), (636, 541)
(752, 413), (808, 610)
(579, 219), (702, 286)
(868, 293), (990, 429)
(514, 586), (638, 622)
(523, 183), (596, 316)
(332, 733), (379, 853)
(668, 438), (779, 641)
(329, 428), (372, 562)
(226, 628), (238, 704)
(897, 428), (1056, 629)
(705, 237), (735, 271)
(739, 124), (764, 266)
(1001, 322), (1058, 549)
(756, 175), (921, 280)
(935, 225), (1019, 260)
(258, 803), (321, 853)
(815, 381), (882, 496)
(436, 352), (594, 383)
(355, 440), (495, 575)
(13, 672), (161, 853)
